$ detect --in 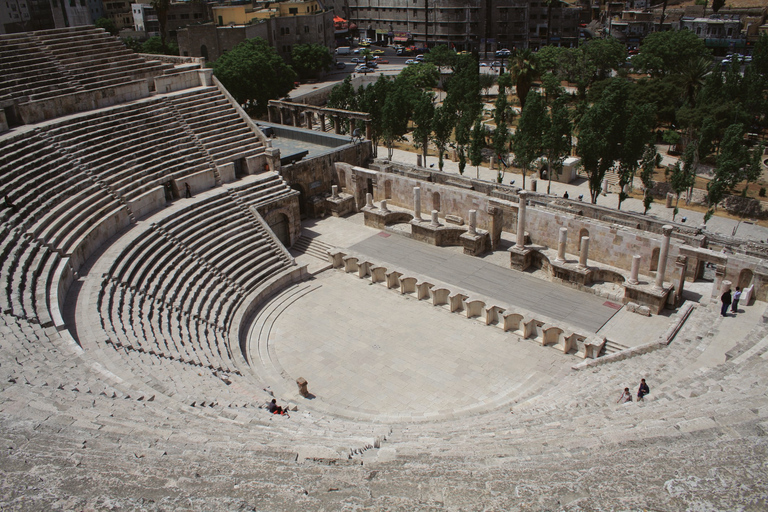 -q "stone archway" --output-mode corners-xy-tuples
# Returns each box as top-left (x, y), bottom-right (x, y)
(738, 268), (754, 290)
(267, 212), (290, 246)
